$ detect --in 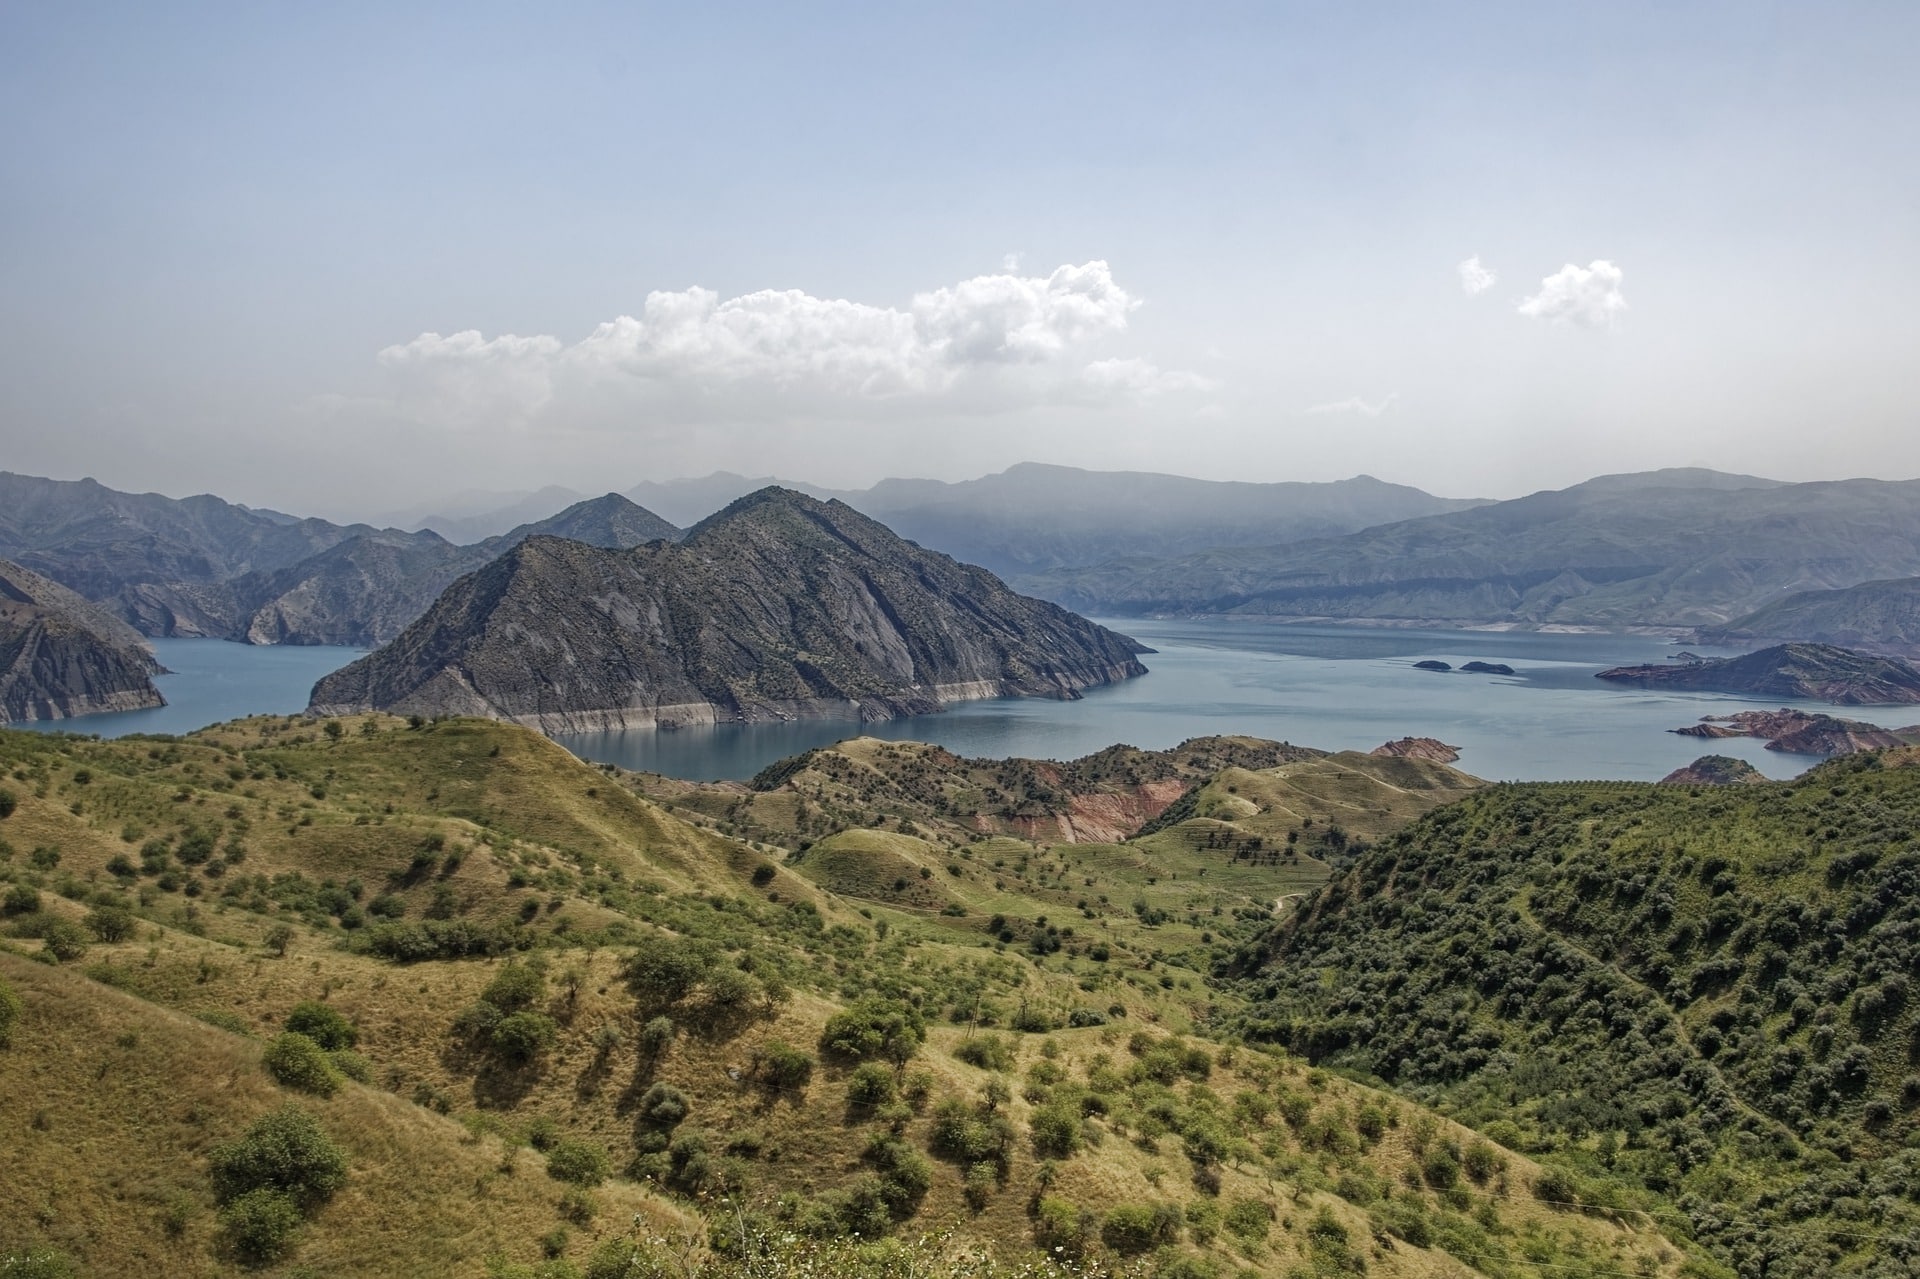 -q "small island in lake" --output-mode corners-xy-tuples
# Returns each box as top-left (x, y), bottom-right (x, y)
(1661, 755), (1765, 785)
(1459, 661), (1515, 676)
(1598, 642), (1920, 705)
(1669, 708), (1920, 756)
(1412, 659), (1452, 671)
